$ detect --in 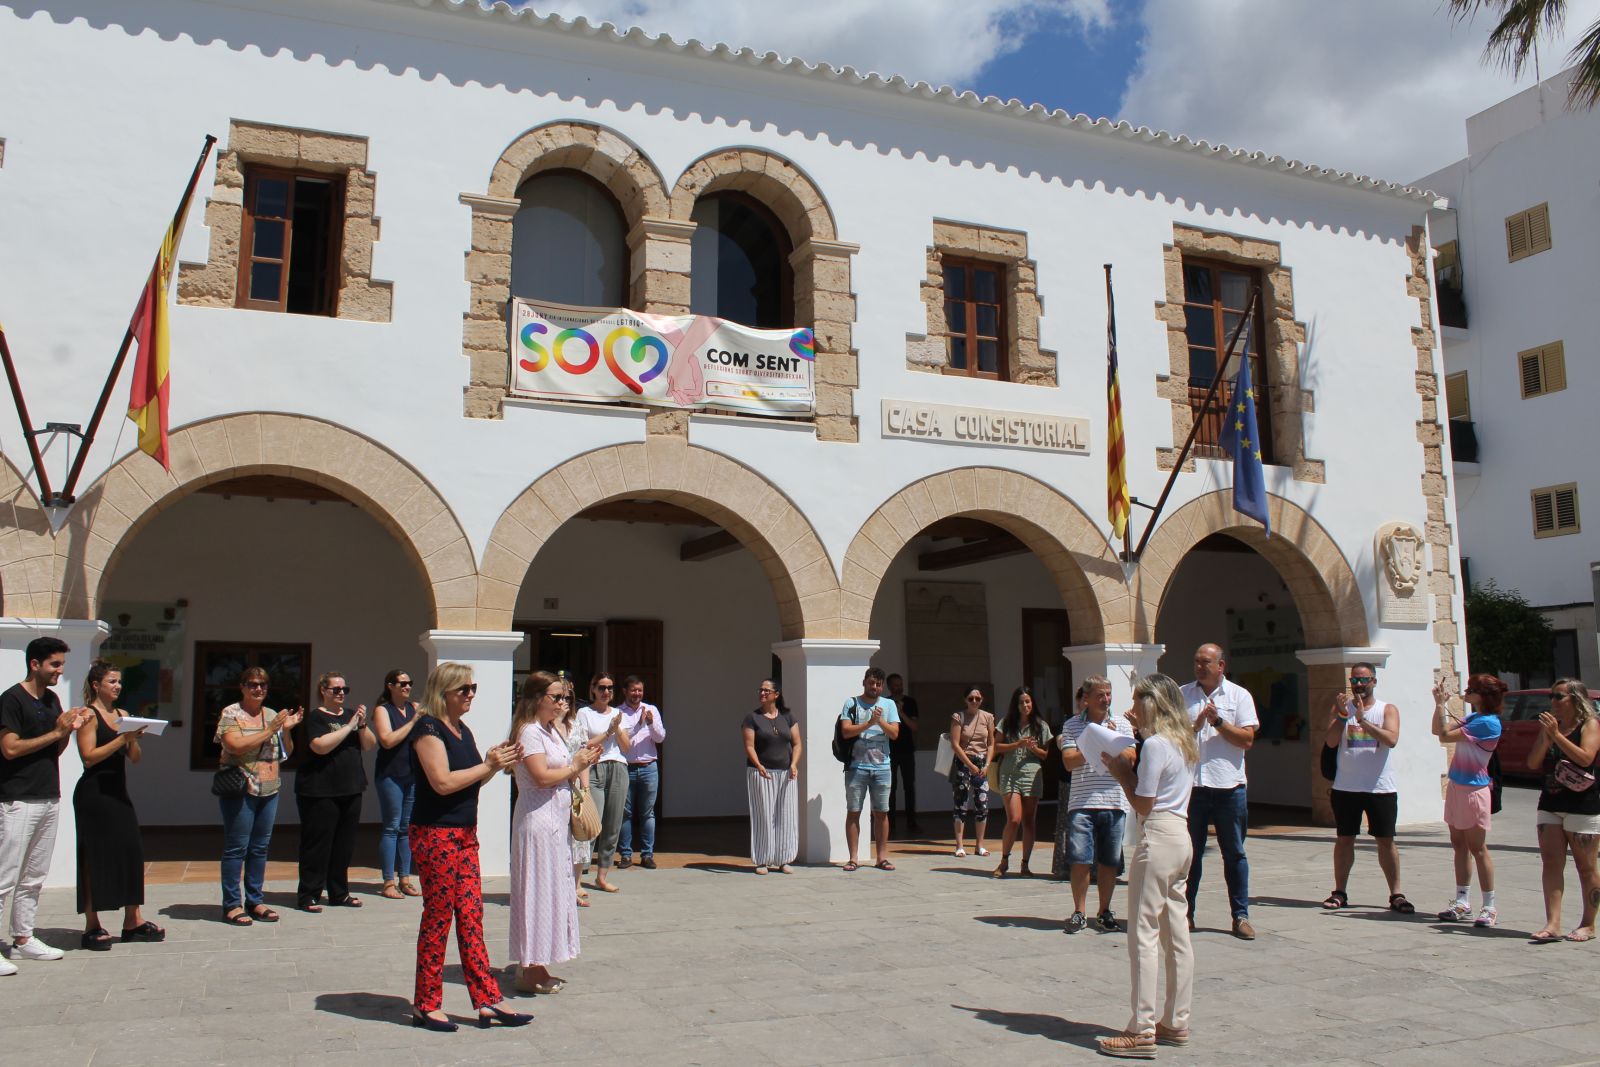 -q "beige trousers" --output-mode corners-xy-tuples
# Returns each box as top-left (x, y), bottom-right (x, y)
(1126, 810), (1194, 1035)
